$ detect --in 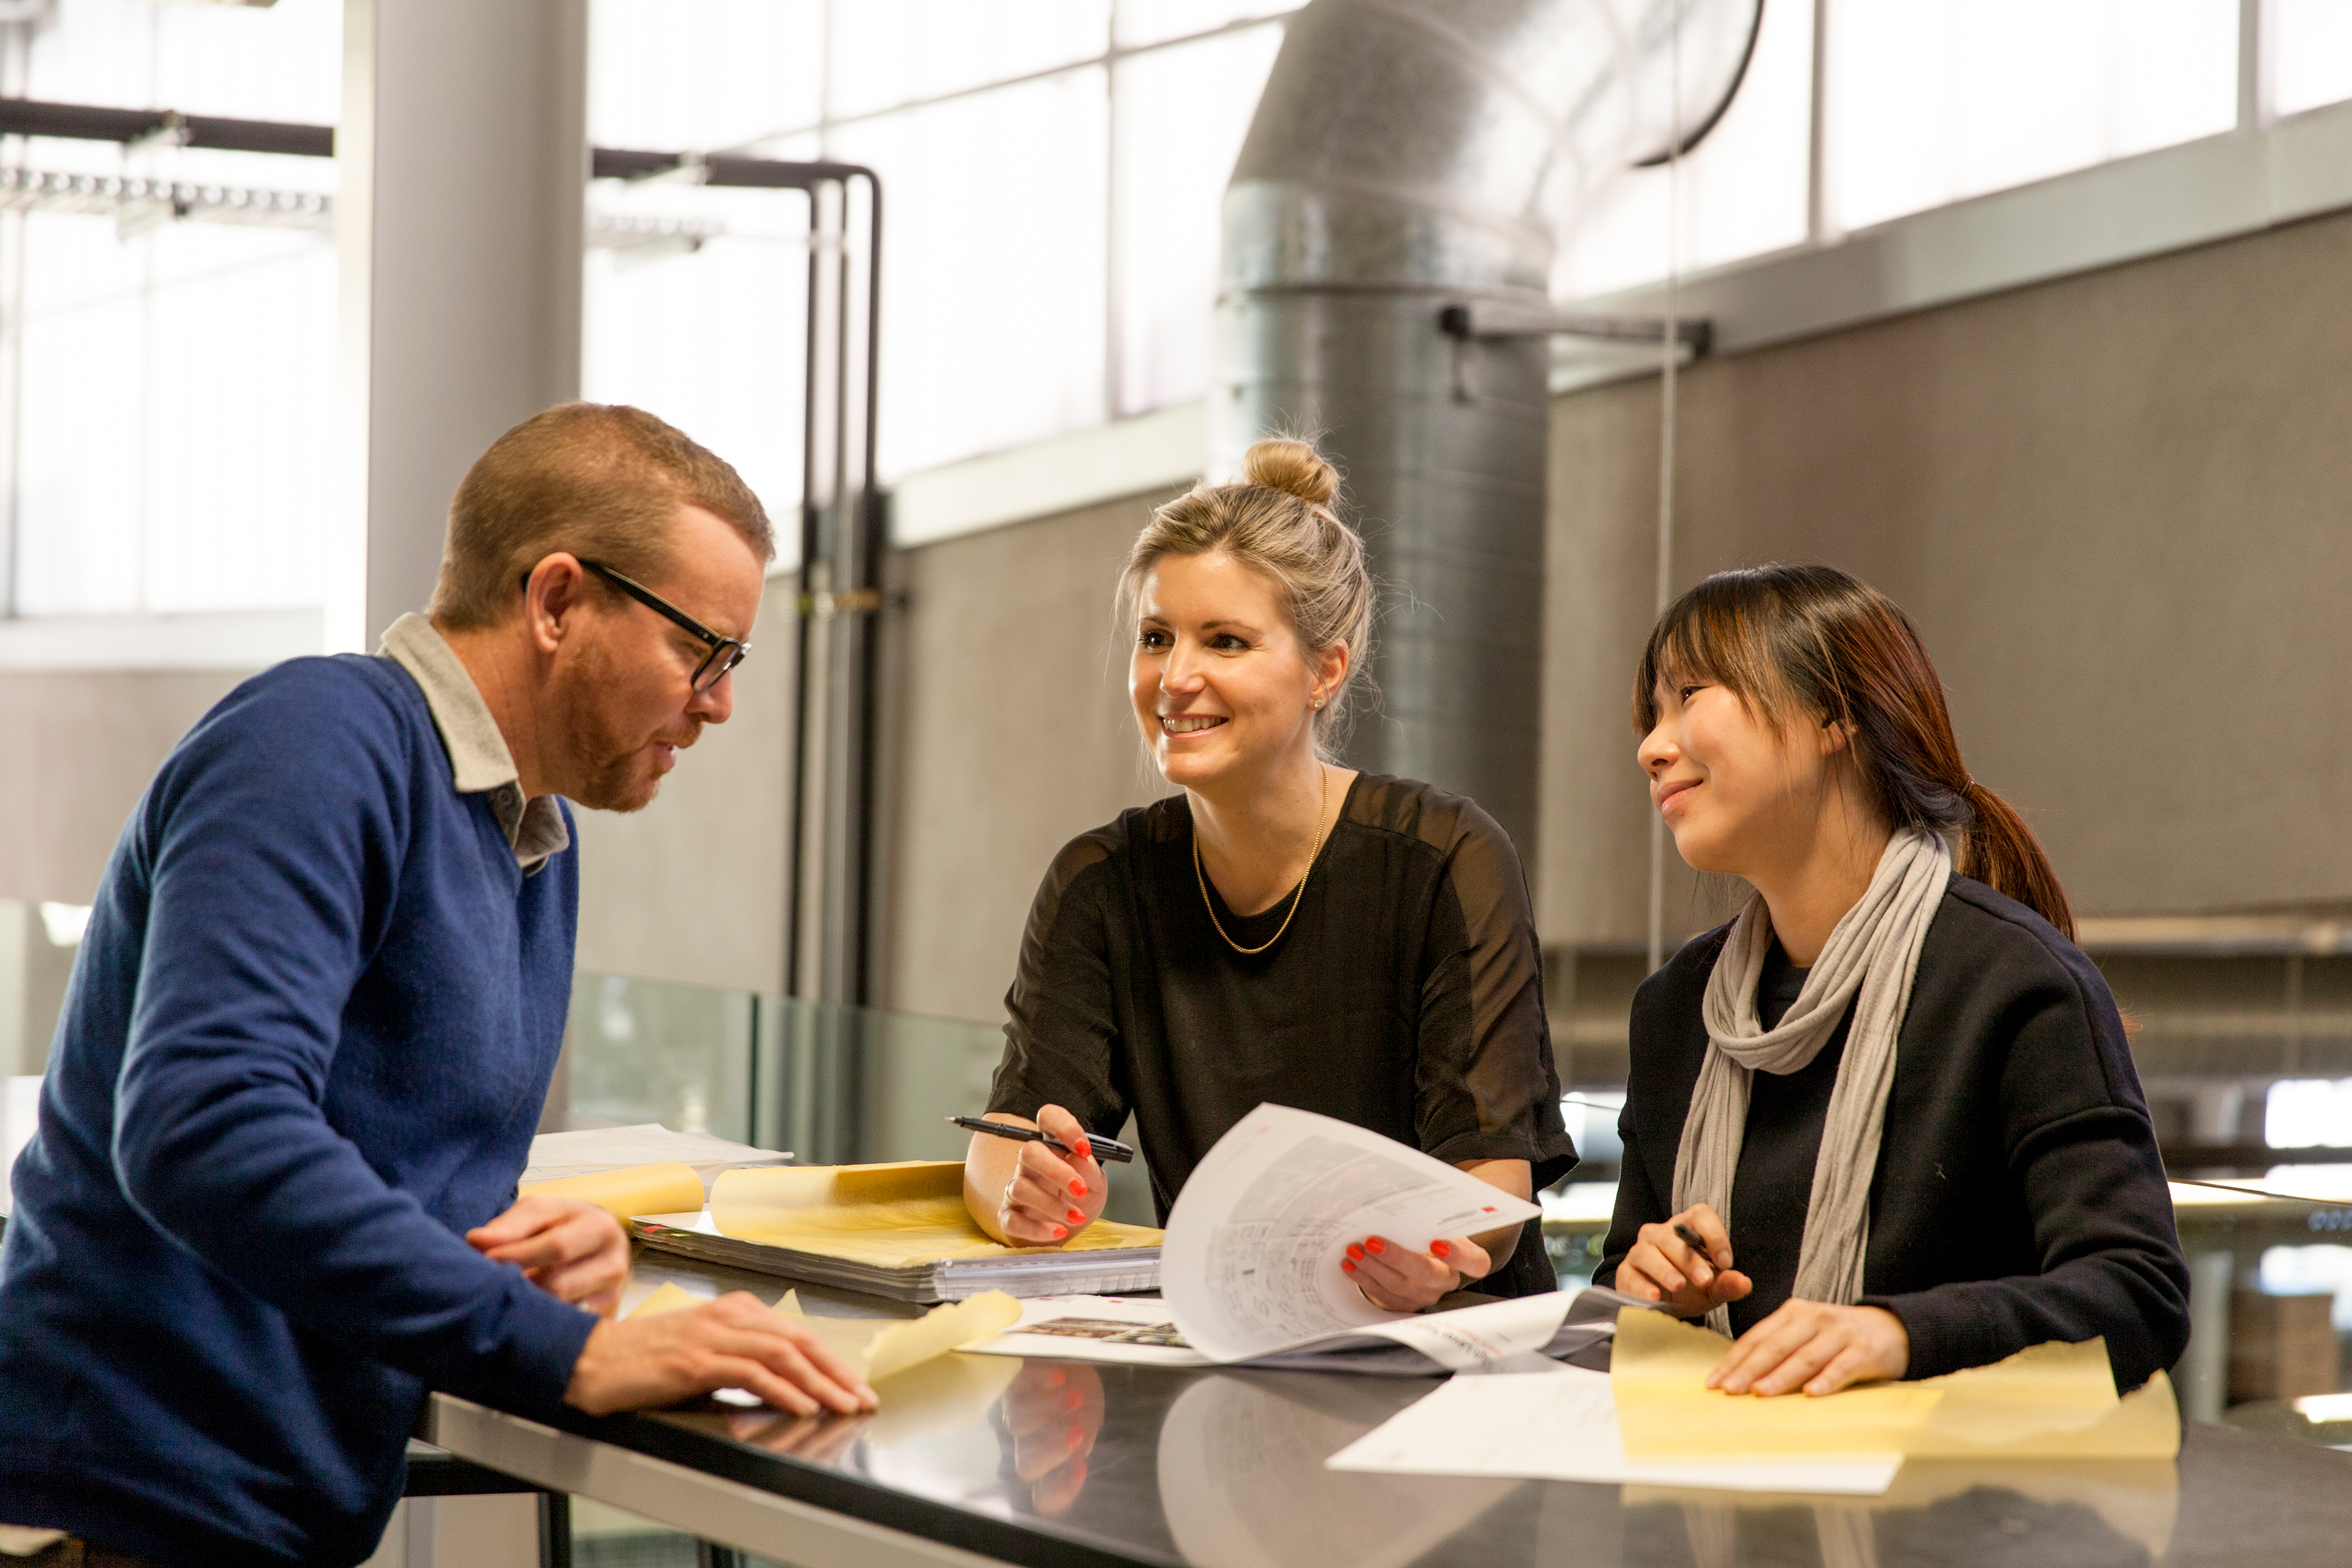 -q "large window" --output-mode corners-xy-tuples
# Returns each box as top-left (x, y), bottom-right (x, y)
(9, 0), (2352, 625)
(1, 0), (341, 619)
(1825, 0), (2241, 233)
(1556, 0), (2348, 303)
(582, 1), (1292, 489)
